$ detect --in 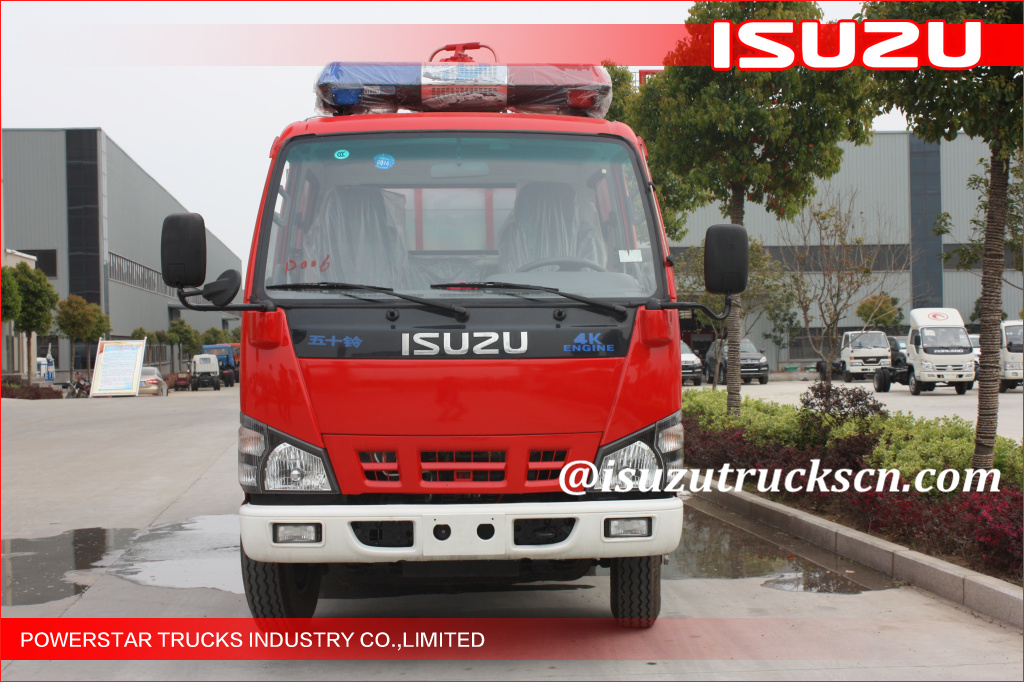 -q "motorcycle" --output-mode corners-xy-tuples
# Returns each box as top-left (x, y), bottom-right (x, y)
(65, 372), (91, 399)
